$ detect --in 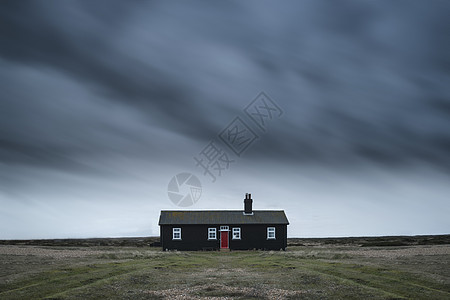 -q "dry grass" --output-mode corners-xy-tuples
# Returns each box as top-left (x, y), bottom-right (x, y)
(0, 238), (449, 299)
